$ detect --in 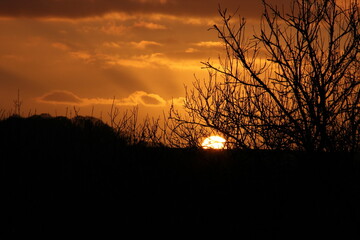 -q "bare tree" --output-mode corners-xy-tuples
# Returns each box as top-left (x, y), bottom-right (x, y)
(108, 101), (167, 147)
(170, 0), (360, 151)
(168, 103), (213, 148)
